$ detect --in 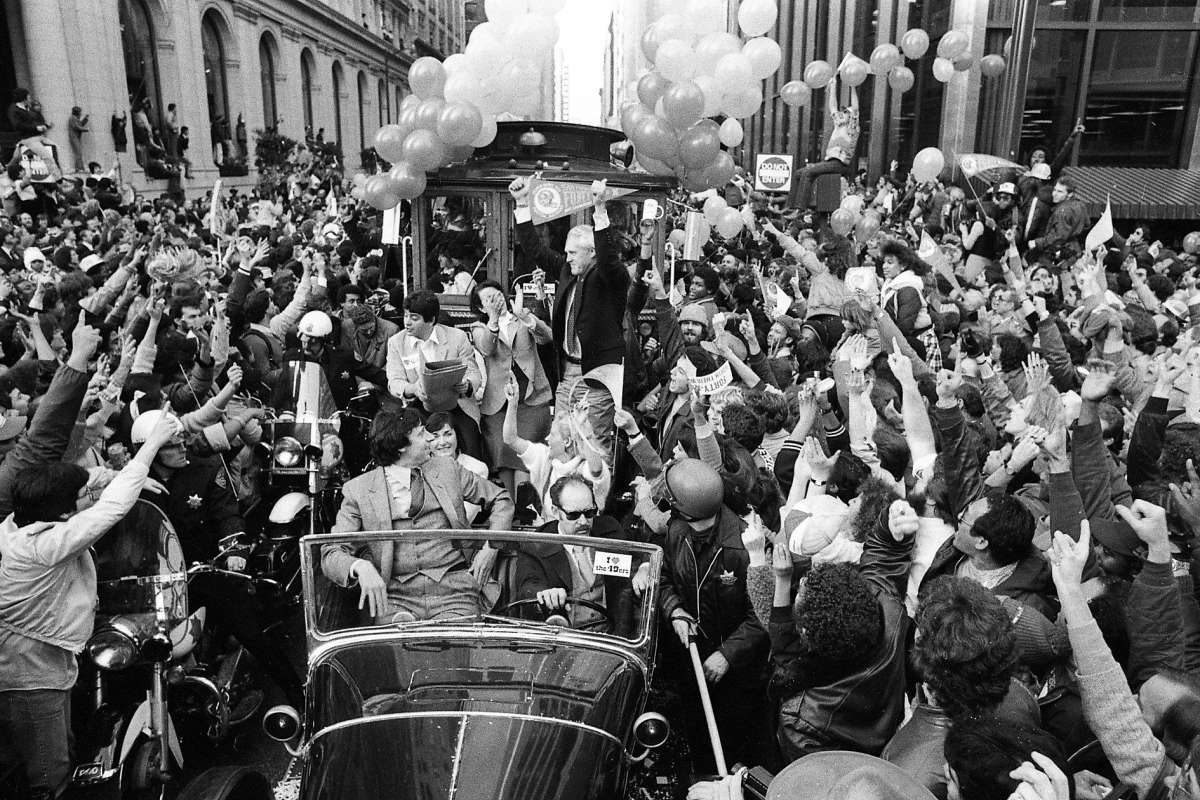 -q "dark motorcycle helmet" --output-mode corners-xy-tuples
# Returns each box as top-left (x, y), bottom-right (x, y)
(655, 458), (724, 521)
